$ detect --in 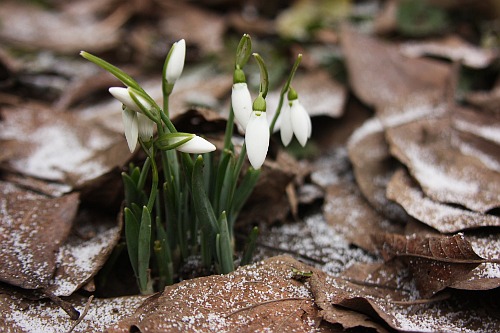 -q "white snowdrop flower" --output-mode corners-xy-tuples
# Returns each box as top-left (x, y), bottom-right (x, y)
(245, 110), (269, 169)
(137, 113), (155, 141)
(279, 102), (293, 146)
(110, 87), (155, 152)
(172, 135), (216, 154)
(290, 99), (312, 147)
(231, 82), (253, 130)
(109, 87), (151, 114)
(165, 39), (186, 84)
(121, 107), (139, 152)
